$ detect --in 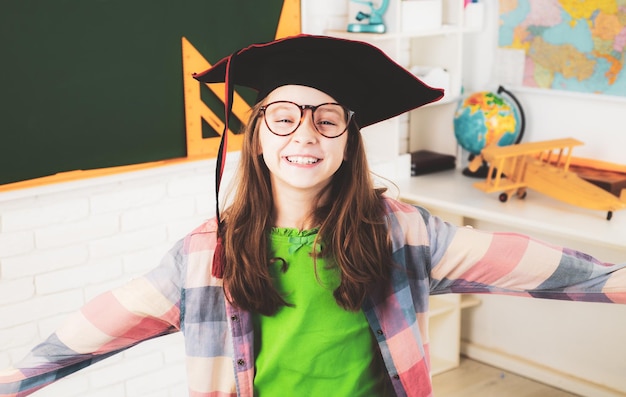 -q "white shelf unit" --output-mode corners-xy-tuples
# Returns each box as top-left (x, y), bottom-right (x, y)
(426, 293), (480, 375)
(428, 294), (461, 375)
(327, 0), (482, 375)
